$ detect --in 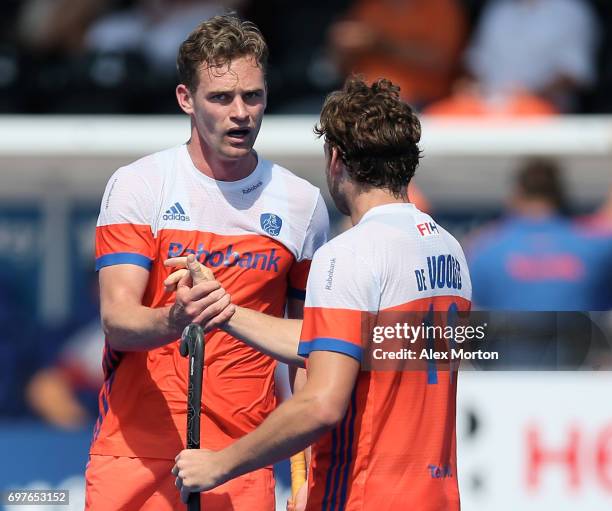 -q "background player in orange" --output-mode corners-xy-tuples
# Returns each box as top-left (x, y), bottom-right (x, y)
(171, 77), (472, 510)
(87, 15), (329, 511)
